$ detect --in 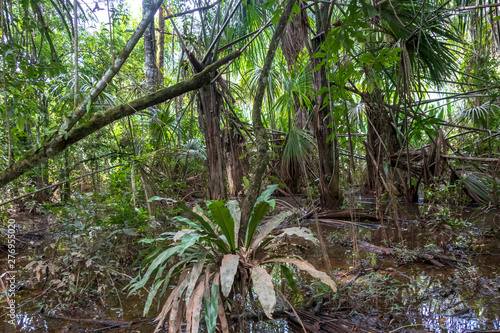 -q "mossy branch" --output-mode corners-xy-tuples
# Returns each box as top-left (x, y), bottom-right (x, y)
(239, 0), (297, 237)
(0, 50), (241, 188)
